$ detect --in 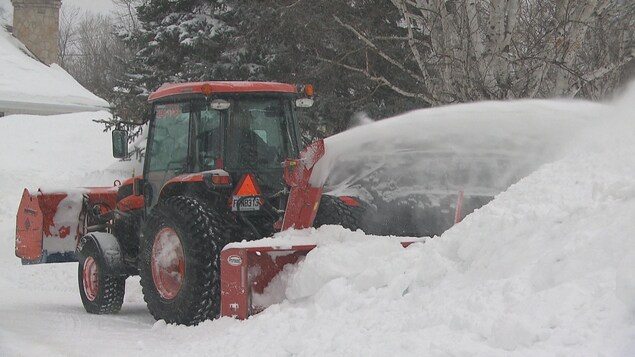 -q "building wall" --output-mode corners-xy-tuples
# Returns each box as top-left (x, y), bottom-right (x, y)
(11, 0), (61, 65)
